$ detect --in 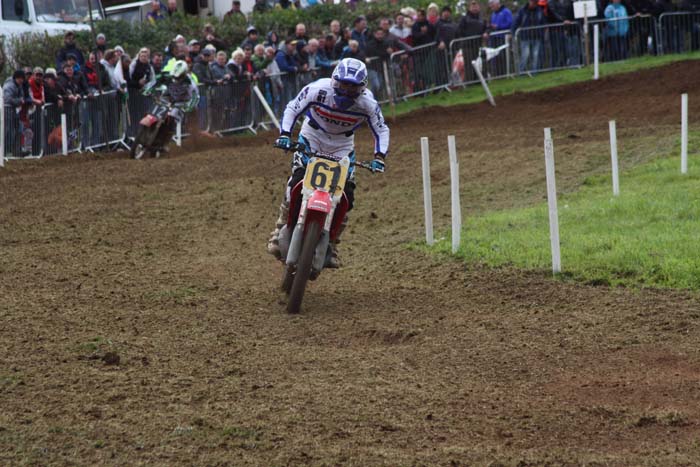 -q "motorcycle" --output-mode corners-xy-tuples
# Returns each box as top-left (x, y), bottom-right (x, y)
(130, 93), (184, 160)
(275, 142), (378, 314)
